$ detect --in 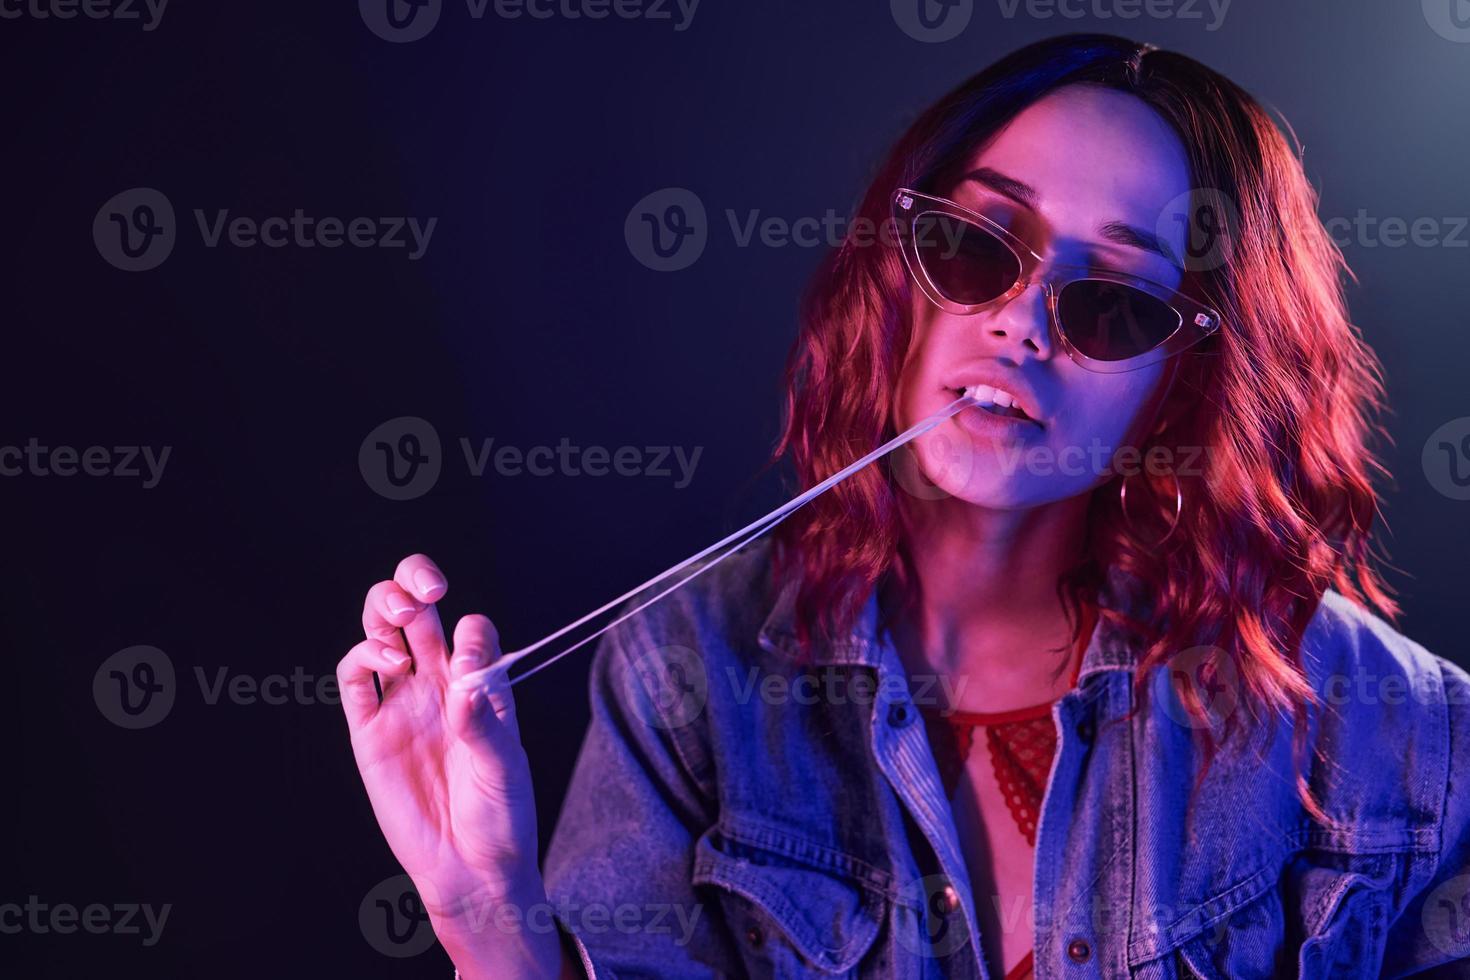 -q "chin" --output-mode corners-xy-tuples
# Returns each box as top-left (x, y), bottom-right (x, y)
(895, 441), (1043, 509)
(946, 476), (1051, 510)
